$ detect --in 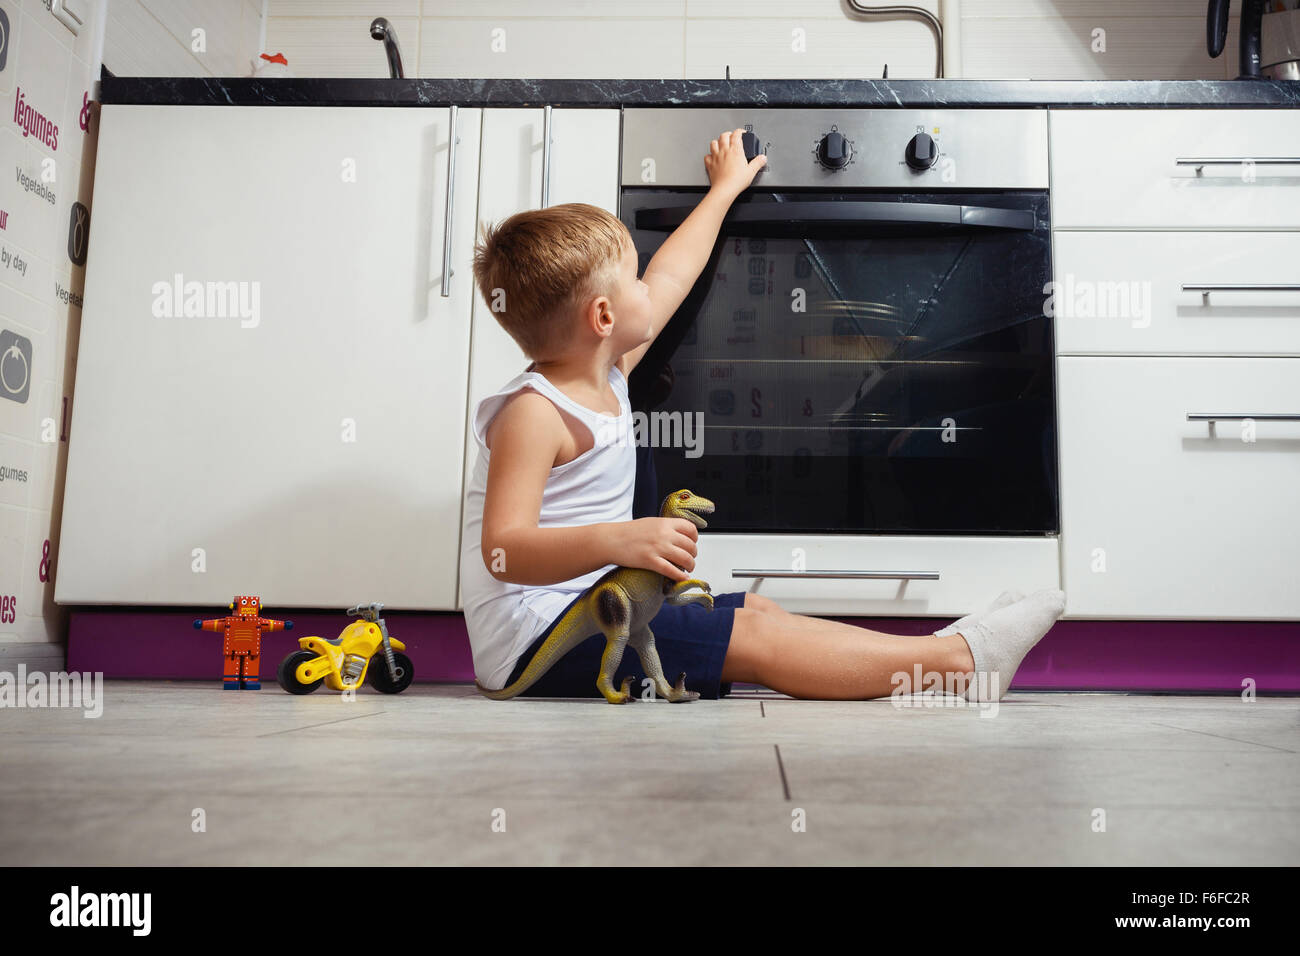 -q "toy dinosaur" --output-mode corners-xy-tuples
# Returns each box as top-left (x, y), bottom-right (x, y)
(475, 489), (716, 704)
